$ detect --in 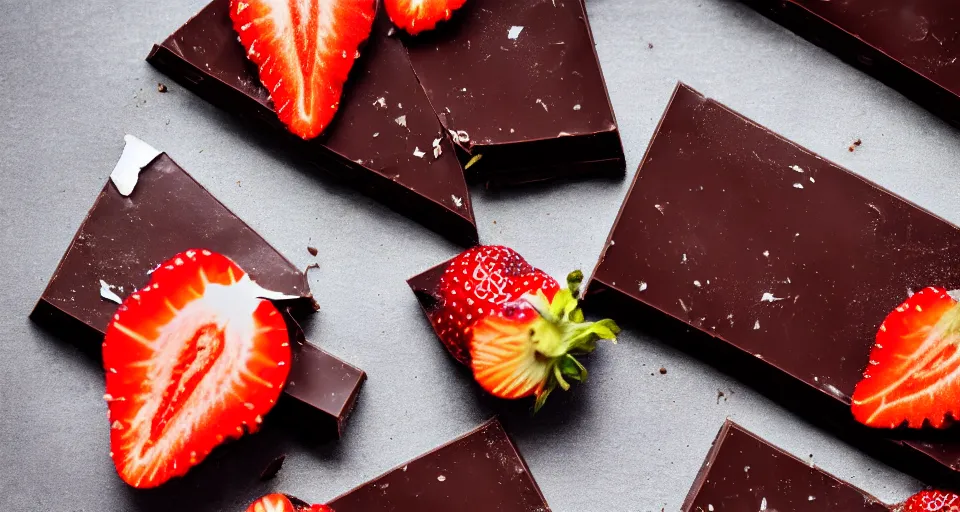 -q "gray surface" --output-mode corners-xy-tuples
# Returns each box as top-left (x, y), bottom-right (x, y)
(1, 0), (957, 509)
